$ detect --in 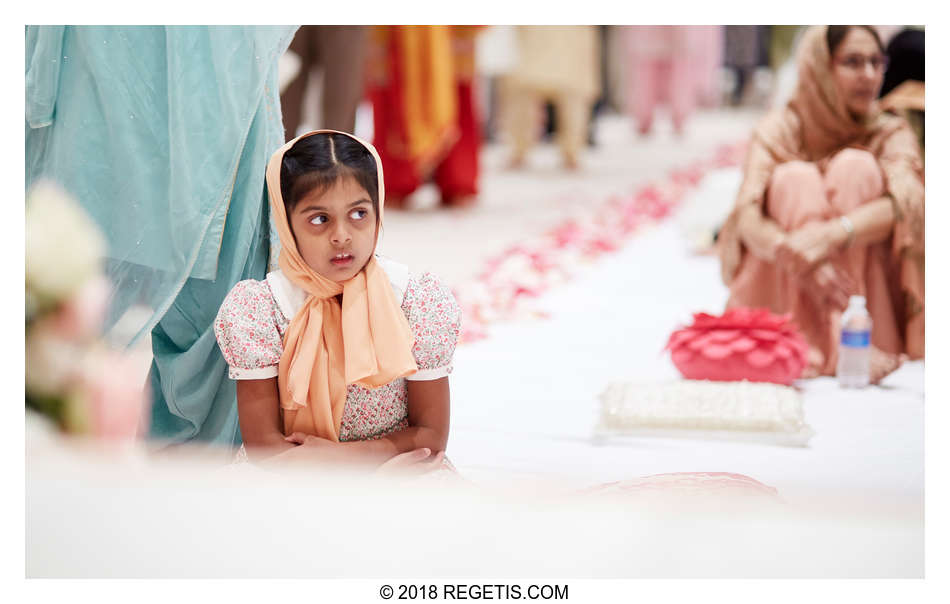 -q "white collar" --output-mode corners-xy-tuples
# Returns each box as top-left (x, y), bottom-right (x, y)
(265, 254), (410, 321)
